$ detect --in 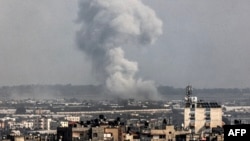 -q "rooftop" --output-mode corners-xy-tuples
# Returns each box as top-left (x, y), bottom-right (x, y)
(185, 102), (221, 108)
